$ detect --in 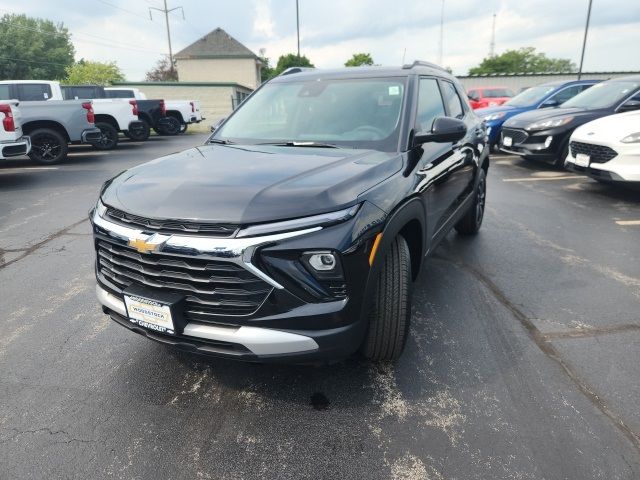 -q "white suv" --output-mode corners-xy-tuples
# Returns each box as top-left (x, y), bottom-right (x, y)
(565, 111), (640, 184)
